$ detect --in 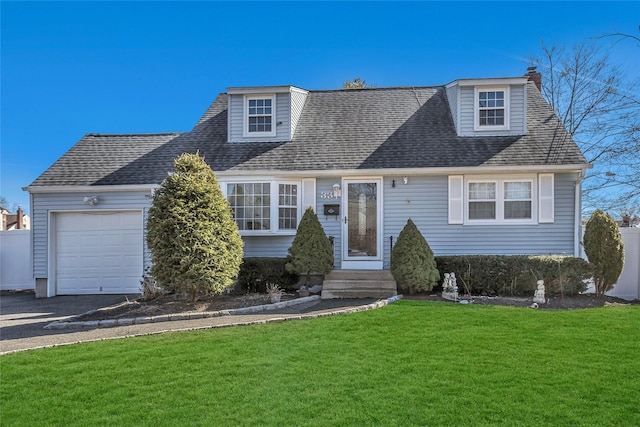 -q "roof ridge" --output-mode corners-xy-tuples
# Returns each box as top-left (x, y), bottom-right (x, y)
(84, 132), (182, 137)
(309, 85), (443, 93)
